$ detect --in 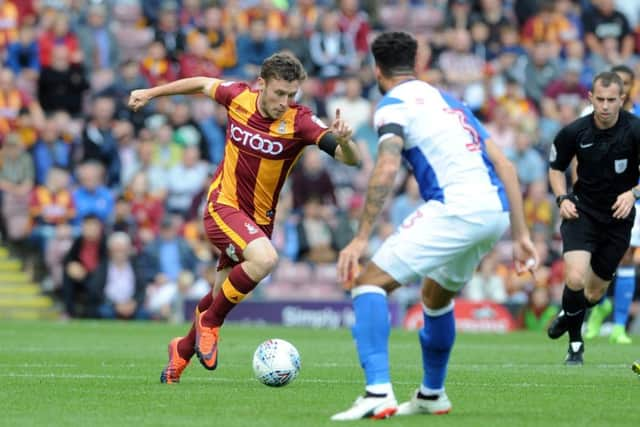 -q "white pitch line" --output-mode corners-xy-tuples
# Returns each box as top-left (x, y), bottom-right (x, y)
(0, 372), (607, 388)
